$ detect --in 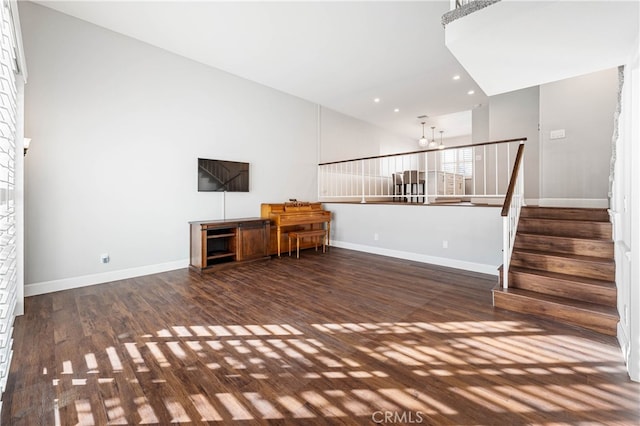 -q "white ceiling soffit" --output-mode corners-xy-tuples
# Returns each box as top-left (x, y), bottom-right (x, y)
(32, 0), (484, 140)
(445, 0), (640, 96)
